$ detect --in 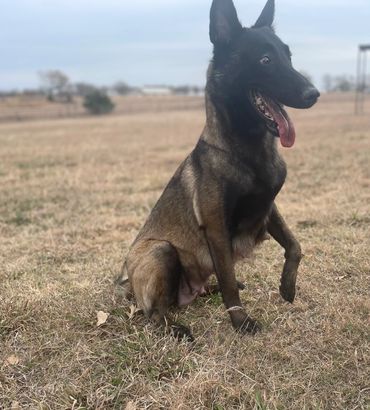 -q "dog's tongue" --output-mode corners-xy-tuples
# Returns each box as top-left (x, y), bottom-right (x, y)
(266, 98), (296, 148)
